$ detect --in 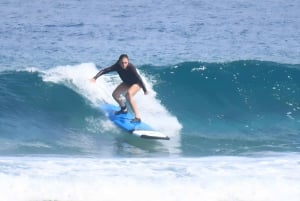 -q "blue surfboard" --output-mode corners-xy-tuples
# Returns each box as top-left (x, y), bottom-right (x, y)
(101, 103), (170, 140)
